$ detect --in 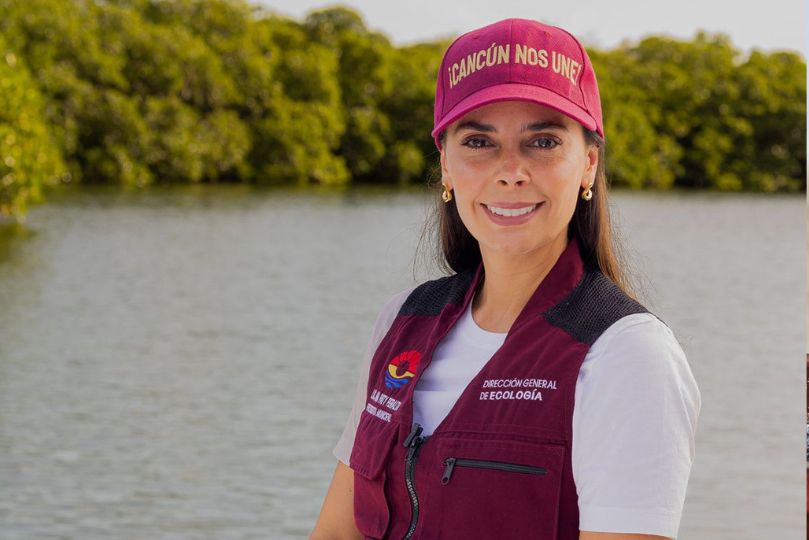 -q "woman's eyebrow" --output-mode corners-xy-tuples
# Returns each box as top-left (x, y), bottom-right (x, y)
(452, 120), (494, 134)
(452, 120), (567, 134)
(522, 121), (567, 132)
